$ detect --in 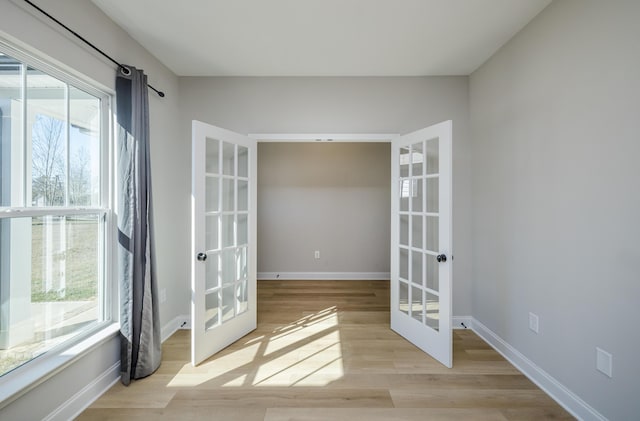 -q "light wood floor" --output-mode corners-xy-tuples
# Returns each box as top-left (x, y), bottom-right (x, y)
(77, 280), (573, 420)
